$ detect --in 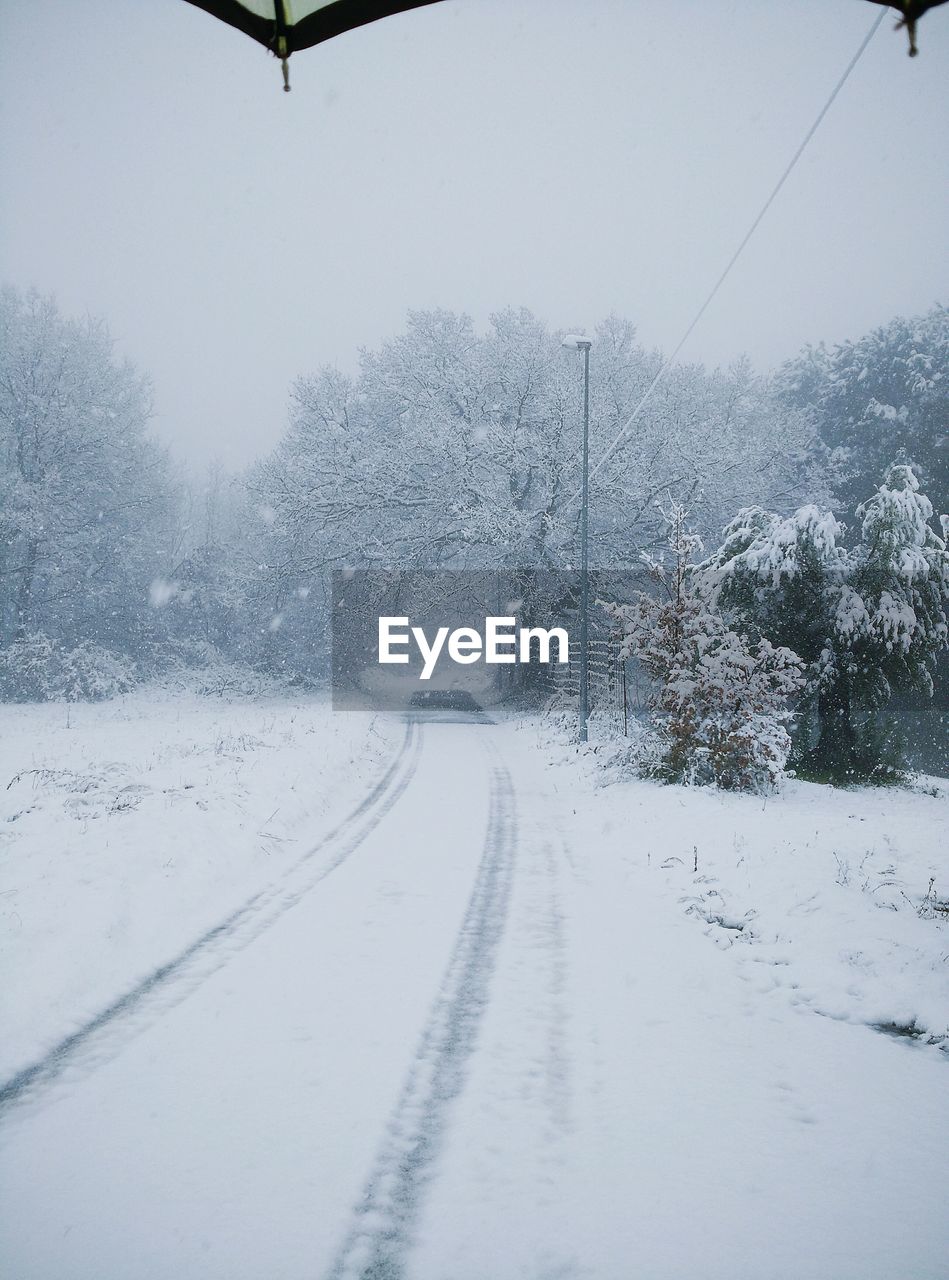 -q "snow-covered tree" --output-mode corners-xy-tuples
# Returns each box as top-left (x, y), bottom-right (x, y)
(254, 309), (816, 591)
(0, 286), (179, 668)
(593, 321), (823, 557)
(606, 505), (804, 791)
(702, 467), (949, 781)
(848, 464), (949, 700)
